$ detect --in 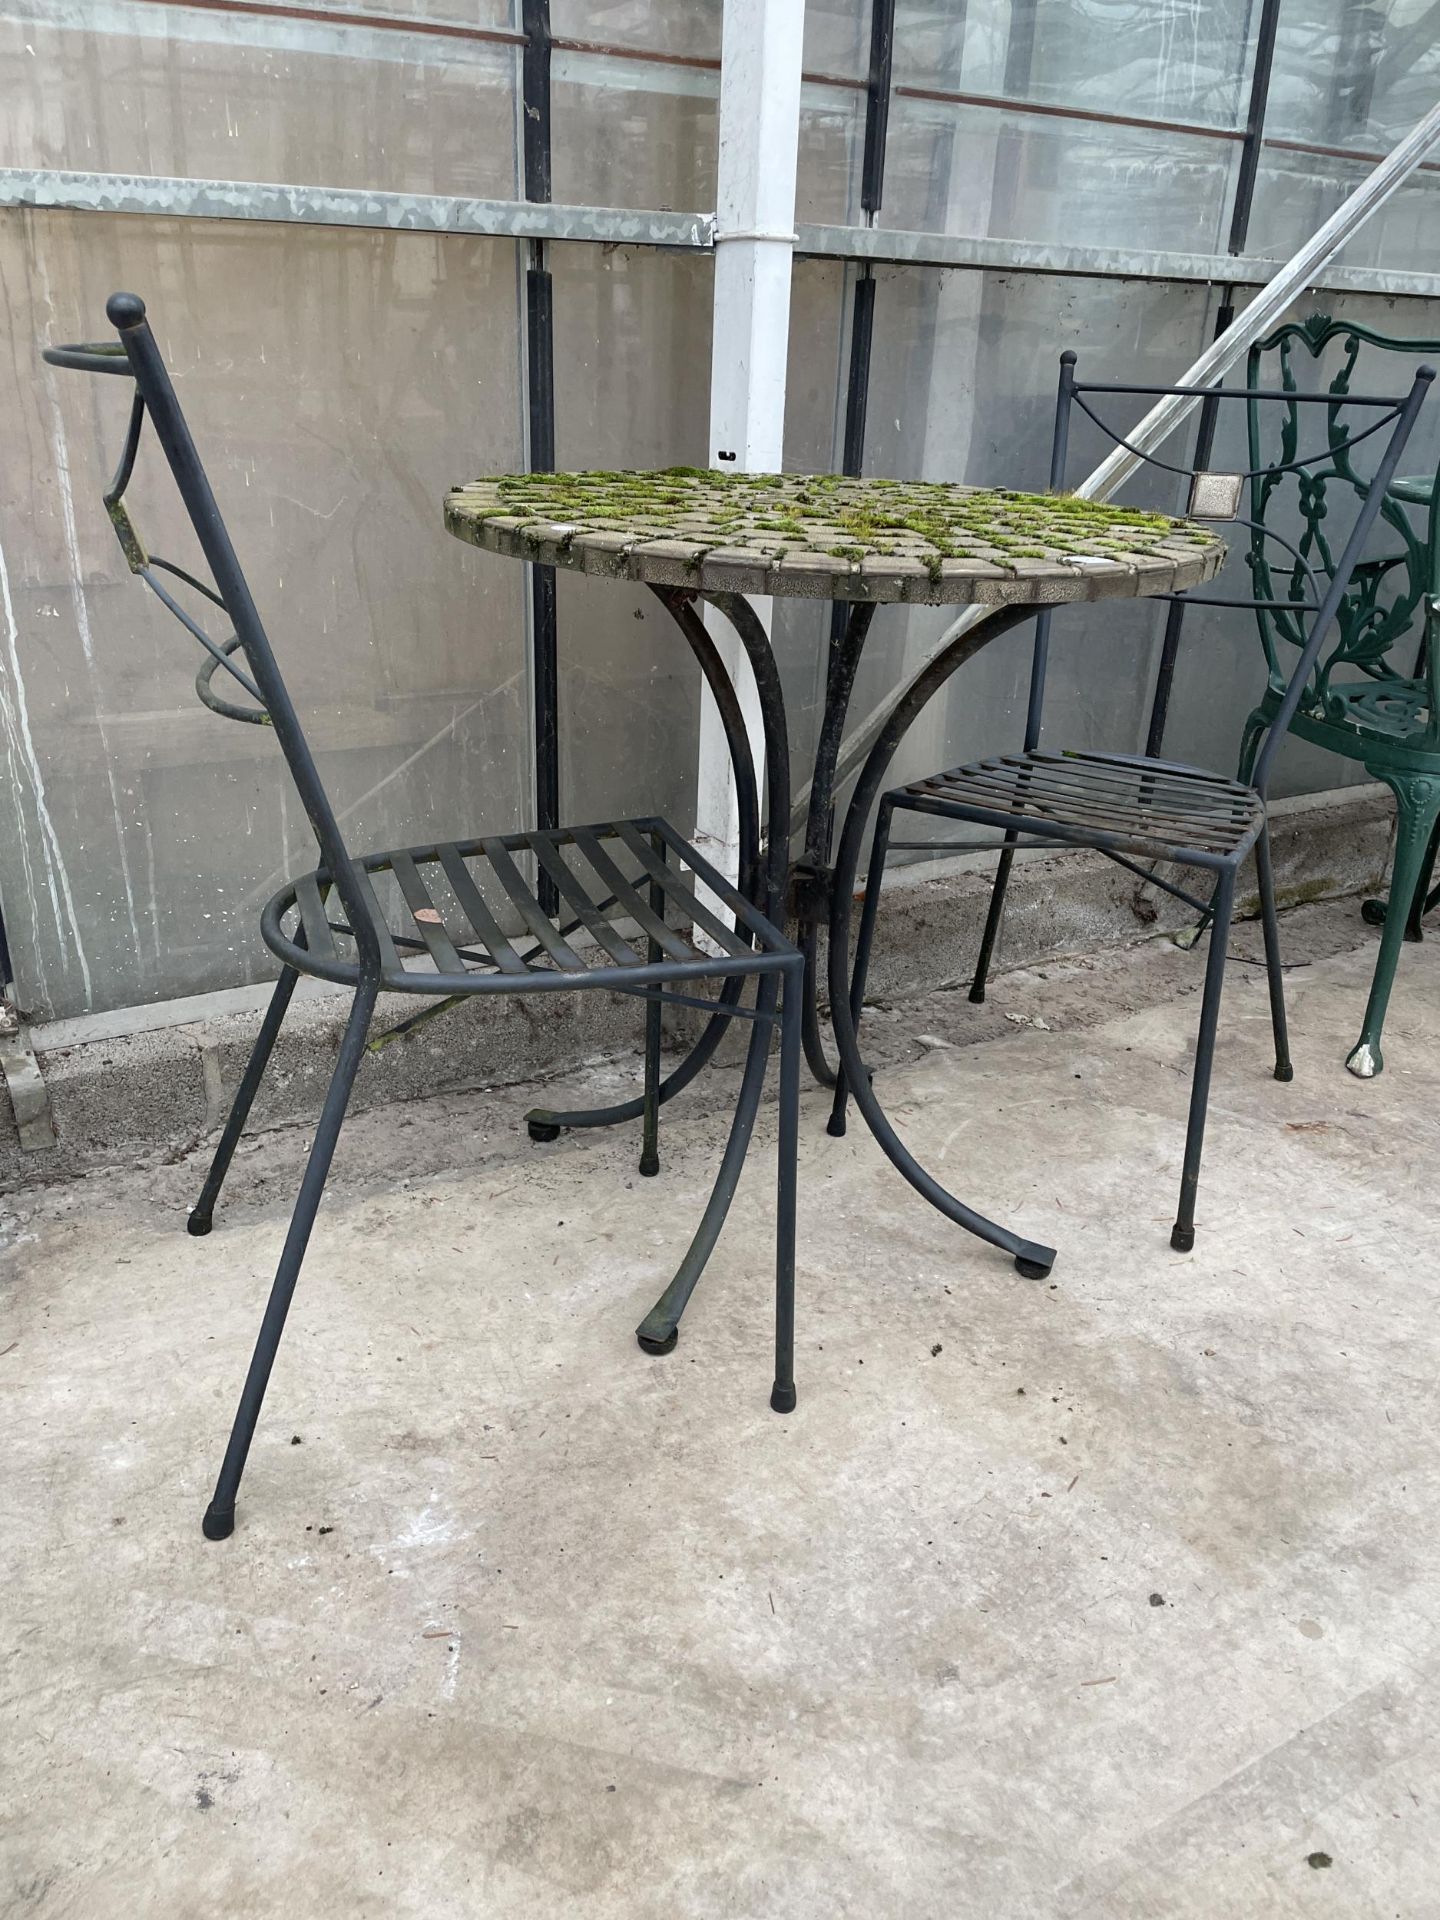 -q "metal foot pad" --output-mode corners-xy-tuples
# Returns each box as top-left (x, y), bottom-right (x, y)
(1346, 1041), (1381, 1079)
(202, 1505), (235, 1541)
(636, 1325), (678, 1356)
(1273, 1062), (1294, 1082)
(770, 1382), (797, 1414)
(1014, 1240), (1055, 1281)
(825, 1113), (847, 1138)
(187, 1211), (213, 1237)
(639, 1152), (660, 1178)
(526, 1117), (562, 1143)
(1170, 1223), (1196, 1253)
(967, 983), (986, 1004)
